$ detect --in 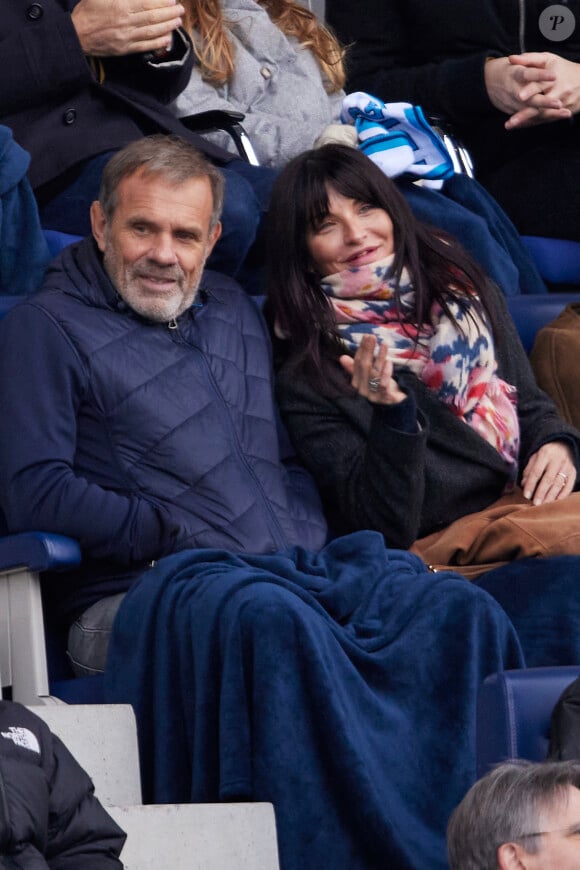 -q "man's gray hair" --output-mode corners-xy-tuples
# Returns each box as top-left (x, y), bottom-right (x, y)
(98, 134), (225, 229)
(447, 760), (580, 869)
